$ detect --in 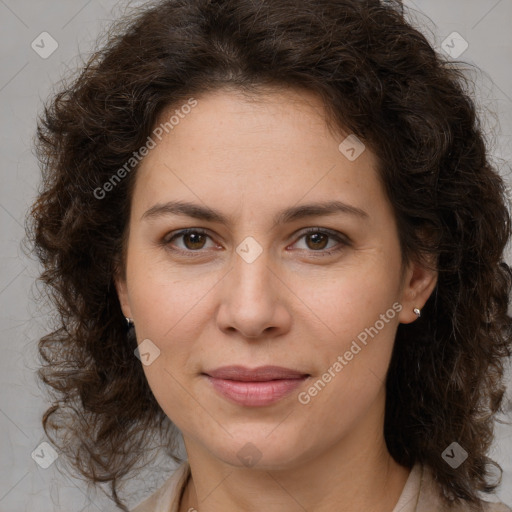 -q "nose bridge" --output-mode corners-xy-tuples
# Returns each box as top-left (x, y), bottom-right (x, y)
(215, 235), (286, 338)
(231, 235), (273, 300)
